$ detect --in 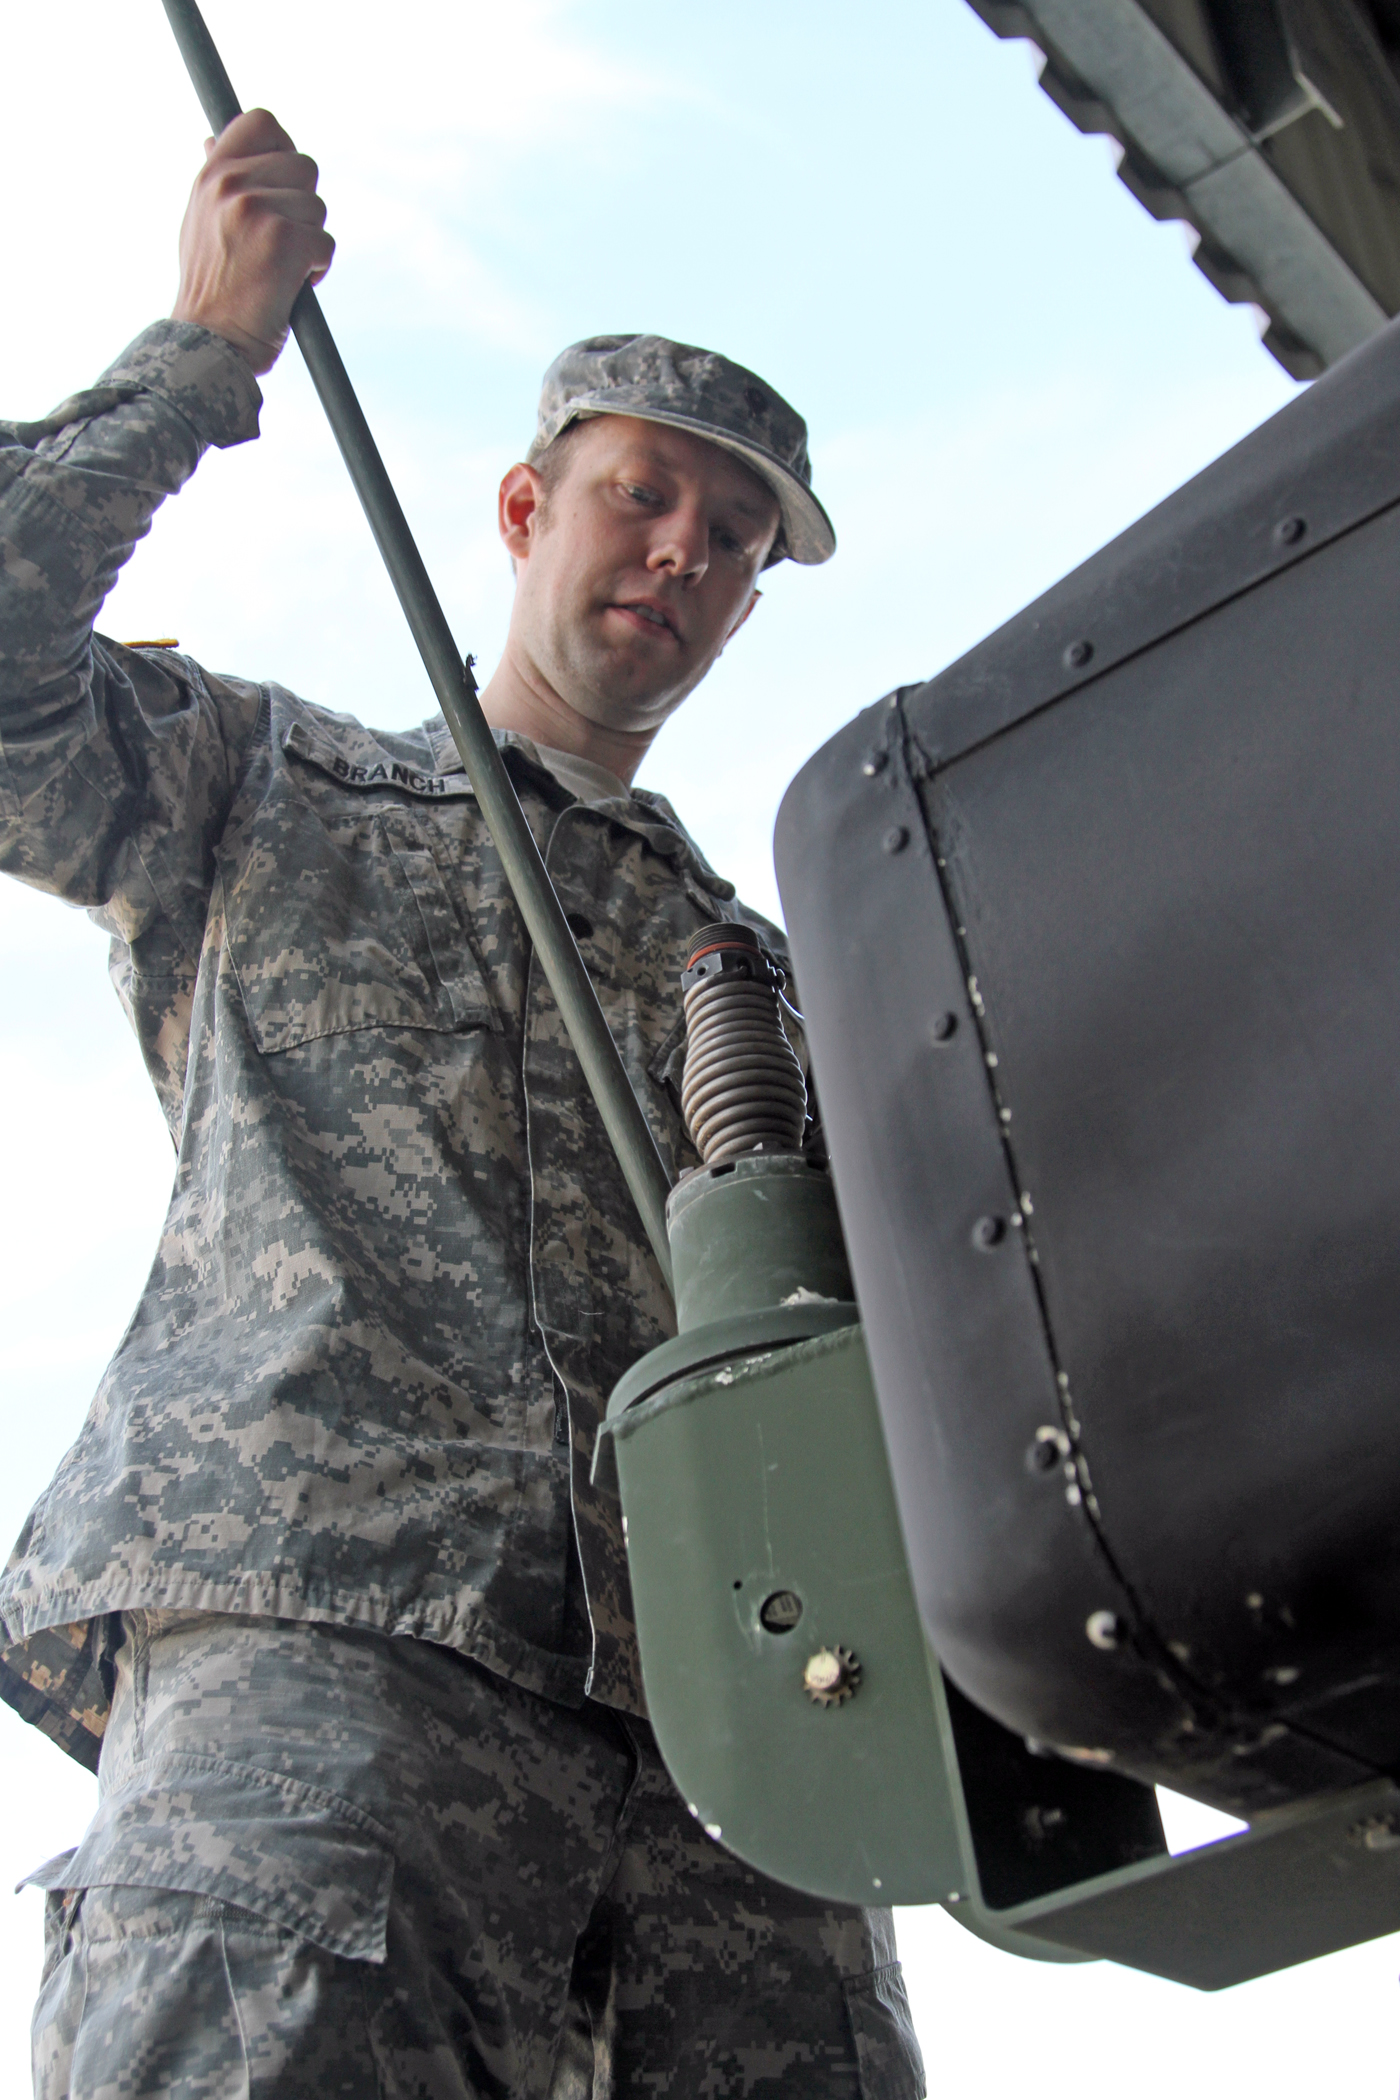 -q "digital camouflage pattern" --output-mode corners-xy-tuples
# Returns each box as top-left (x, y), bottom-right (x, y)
(0, 320), (793, 1764)
(529, 334), (836, 567)
(28, 1610), (925, 2098)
